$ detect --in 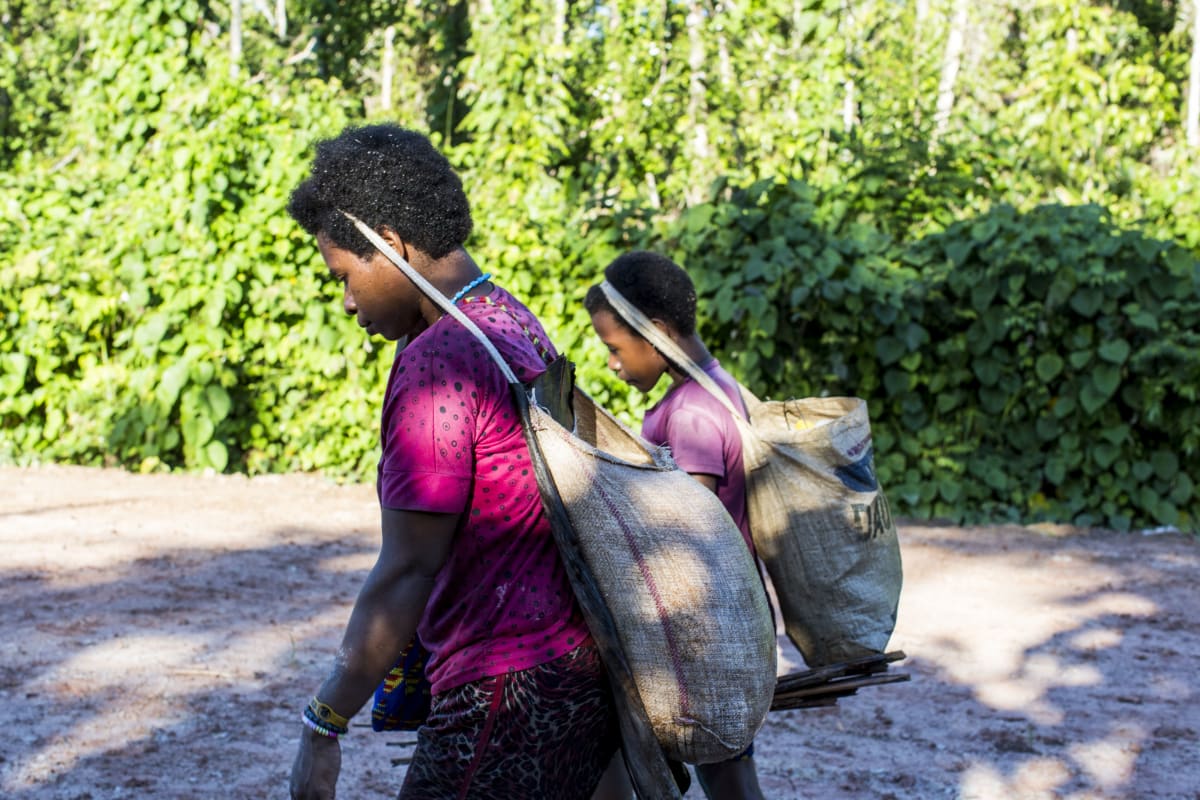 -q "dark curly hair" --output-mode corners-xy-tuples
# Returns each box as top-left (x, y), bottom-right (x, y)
(584, 251), (697, 336)
(287, 124), (472, 259)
